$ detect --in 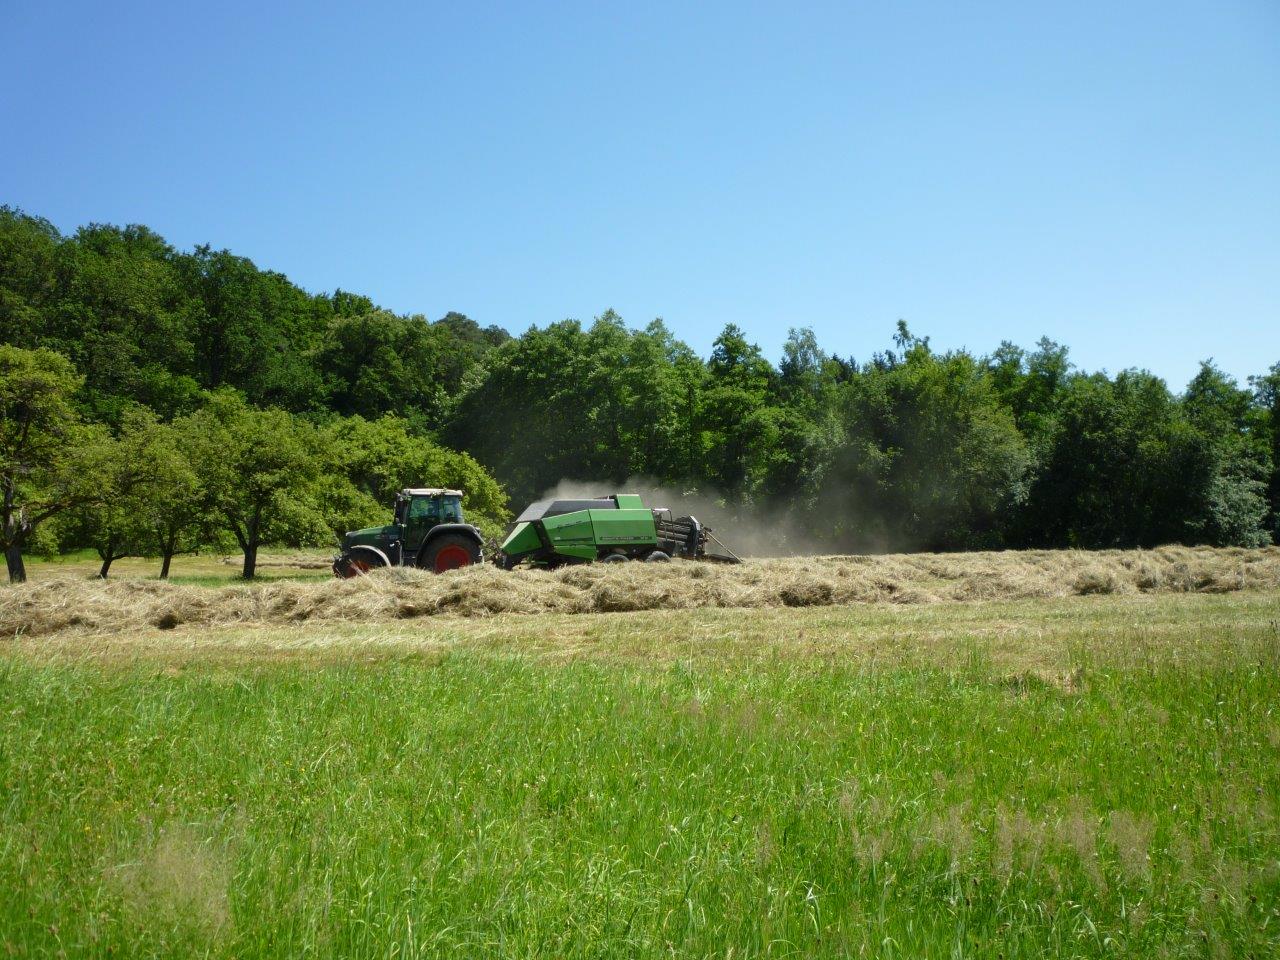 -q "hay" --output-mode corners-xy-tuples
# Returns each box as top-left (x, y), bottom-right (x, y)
(3, 545), (1279, 638)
